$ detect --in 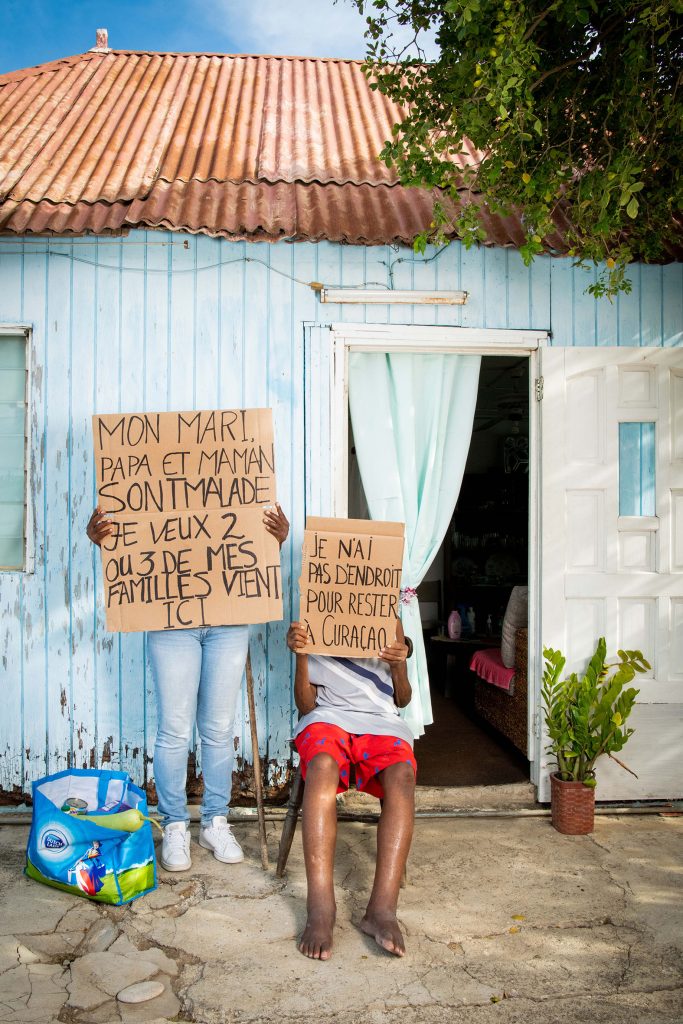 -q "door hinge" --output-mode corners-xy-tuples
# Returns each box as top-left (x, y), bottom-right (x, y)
(534, 376), (544, 402)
